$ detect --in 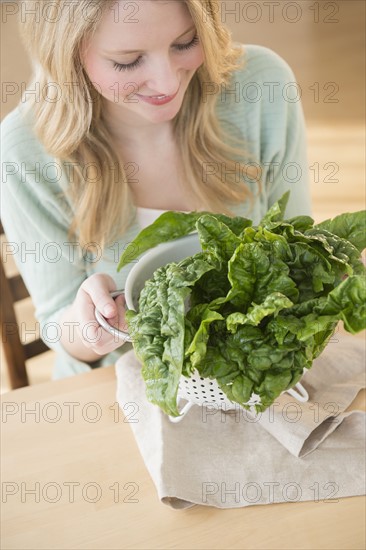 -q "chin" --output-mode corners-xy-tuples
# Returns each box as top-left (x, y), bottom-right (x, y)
(144, 106), (181, 124)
